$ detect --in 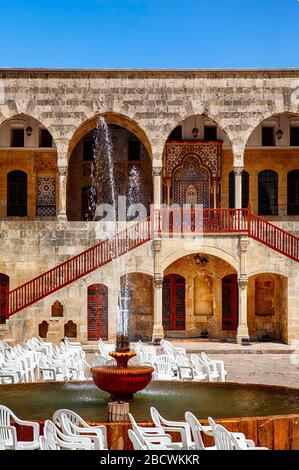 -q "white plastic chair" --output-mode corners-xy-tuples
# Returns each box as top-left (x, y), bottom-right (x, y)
(176, 354), (195, 381)
(208, 418), (268, 450)
(201, 352), (227, 382)
(52, 409), (108, 449)
(128, 429), (172, 451)
(150, 407), (193, 449)
(191, 354), (219, 382)
(153, 355), (178, 381)
(160, 339), (186, 359)
(129, 413), (181, 450)
(0, 405), (40, 450)
(42, 420), (94, 450)
(94, 354), (108, 367)
(185, 411), (216, 450)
